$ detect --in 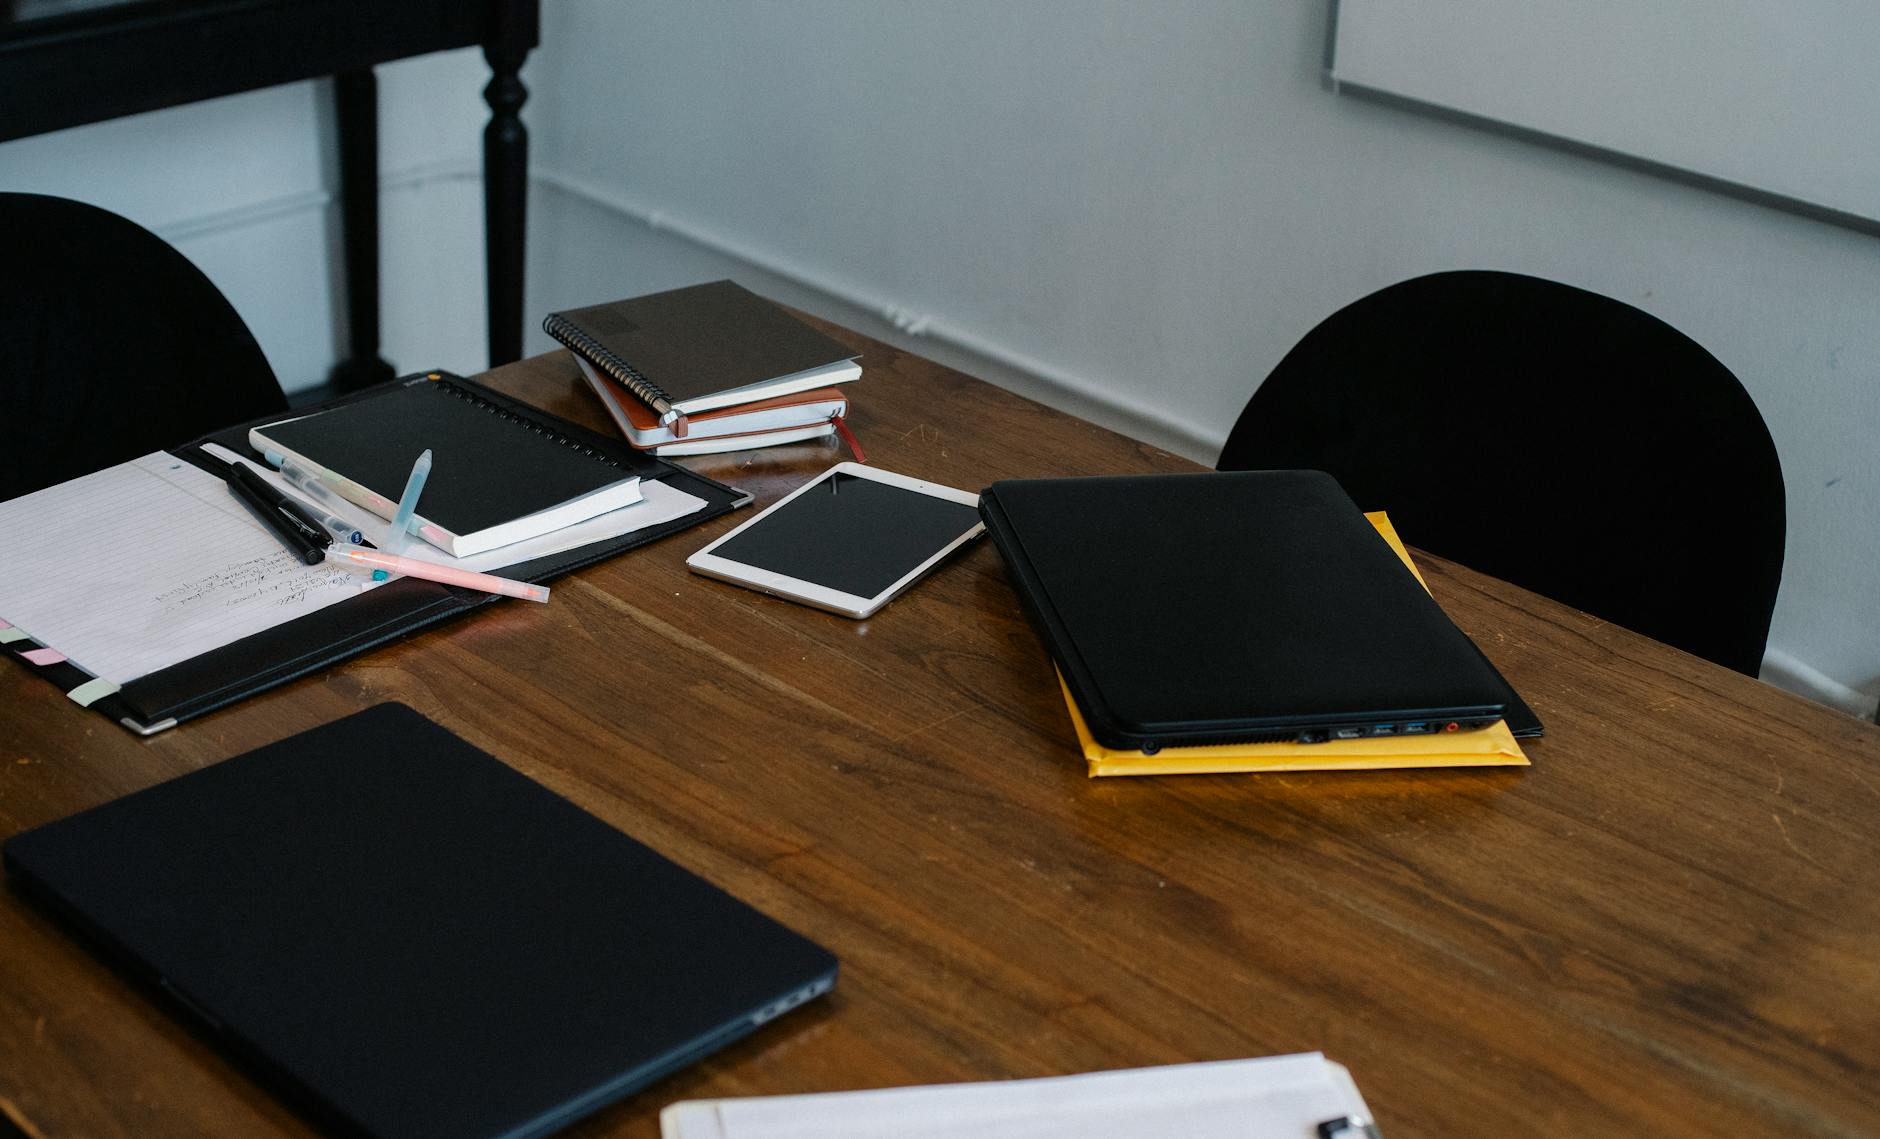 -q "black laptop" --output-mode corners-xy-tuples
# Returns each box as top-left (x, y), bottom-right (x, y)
(3, 703), (838, 1139)
(980, 469), (1540, 753)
